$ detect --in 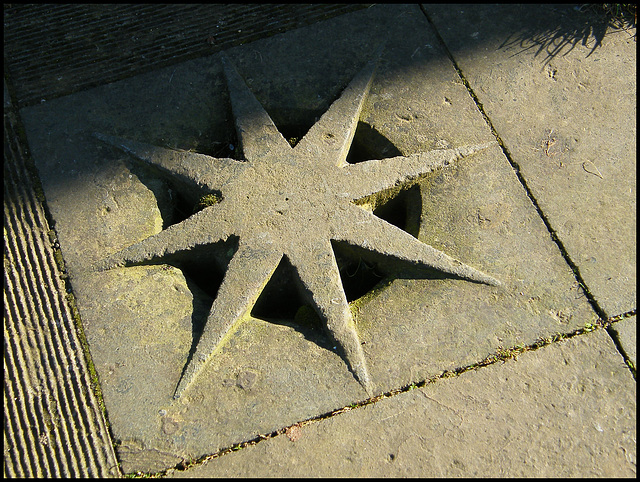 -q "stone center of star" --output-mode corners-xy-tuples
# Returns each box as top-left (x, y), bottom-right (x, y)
(231, 160), (339, 223)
